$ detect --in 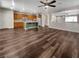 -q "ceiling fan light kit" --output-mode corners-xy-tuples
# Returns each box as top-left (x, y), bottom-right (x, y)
(45, 5), (48, 7)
